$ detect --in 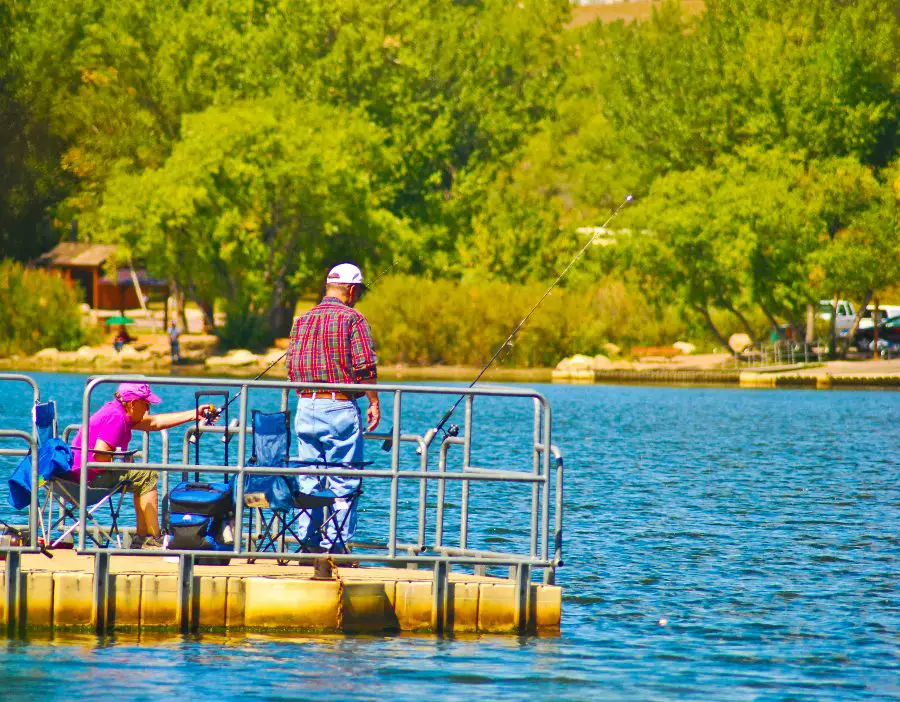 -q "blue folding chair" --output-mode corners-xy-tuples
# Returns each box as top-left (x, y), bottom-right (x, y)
(26, 402), (135, 549)
(243, 410), (365, 563)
